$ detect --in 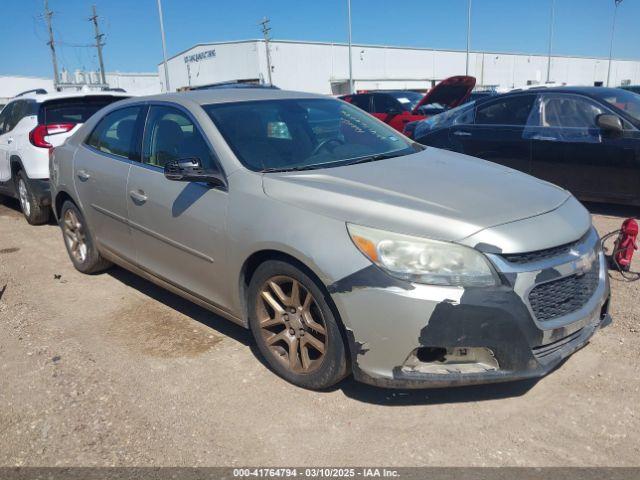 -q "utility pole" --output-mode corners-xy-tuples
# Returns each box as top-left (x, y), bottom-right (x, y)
(465, 0), (472, 76)
(607, 0), (623, 87)
(546, 0), (556, 83)
(347, 0), (353, 94)
(89, 4), (107, 85)
(44, 0), (59, 89)
(156, 0), (171, 92)
(259, 17), (273, 85)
